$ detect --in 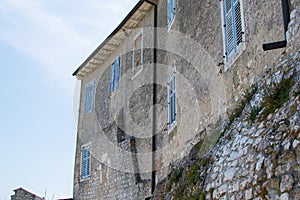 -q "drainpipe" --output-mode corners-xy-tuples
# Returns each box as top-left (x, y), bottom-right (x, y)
(262, 0), (290, 51)
(144, 0), (158, 196)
